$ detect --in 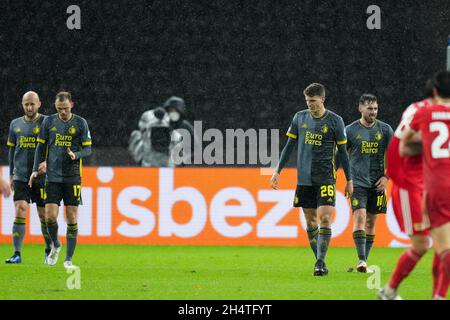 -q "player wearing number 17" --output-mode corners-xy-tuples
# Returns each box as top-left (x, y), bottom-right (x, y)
(270, 83), (353, 276)
(29, 92), (92, 269)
